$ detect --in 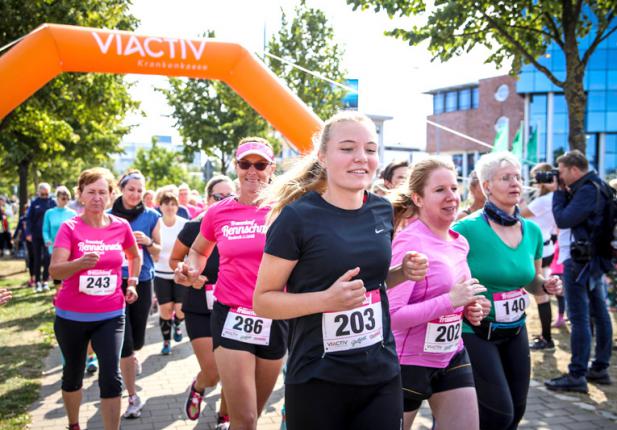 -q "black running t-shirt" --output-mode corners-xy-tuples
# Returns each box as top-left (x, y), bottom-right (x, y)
(264, 191), (399, 385)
